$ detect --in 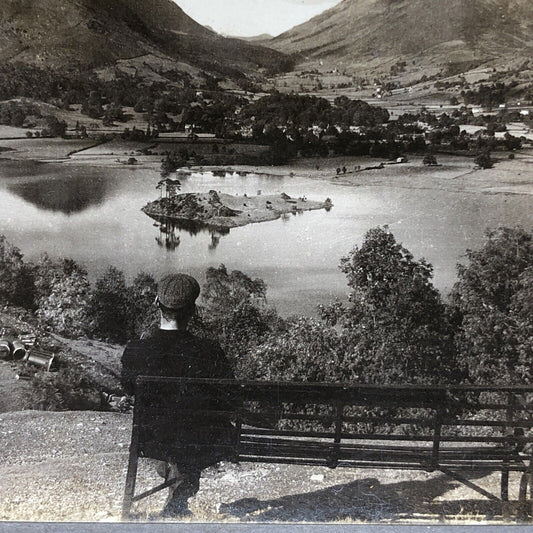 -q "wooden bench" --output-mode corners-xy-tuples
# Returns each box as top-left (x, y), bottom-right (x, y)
(122, 377), (533, 520)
